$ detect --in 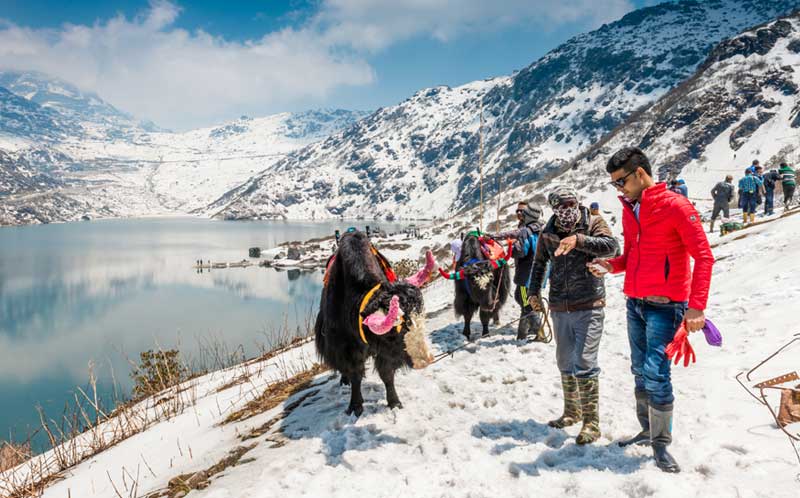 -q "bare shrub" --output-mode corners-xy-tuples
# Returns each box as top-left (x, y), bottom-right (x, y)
(130, 350), (189, 400)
